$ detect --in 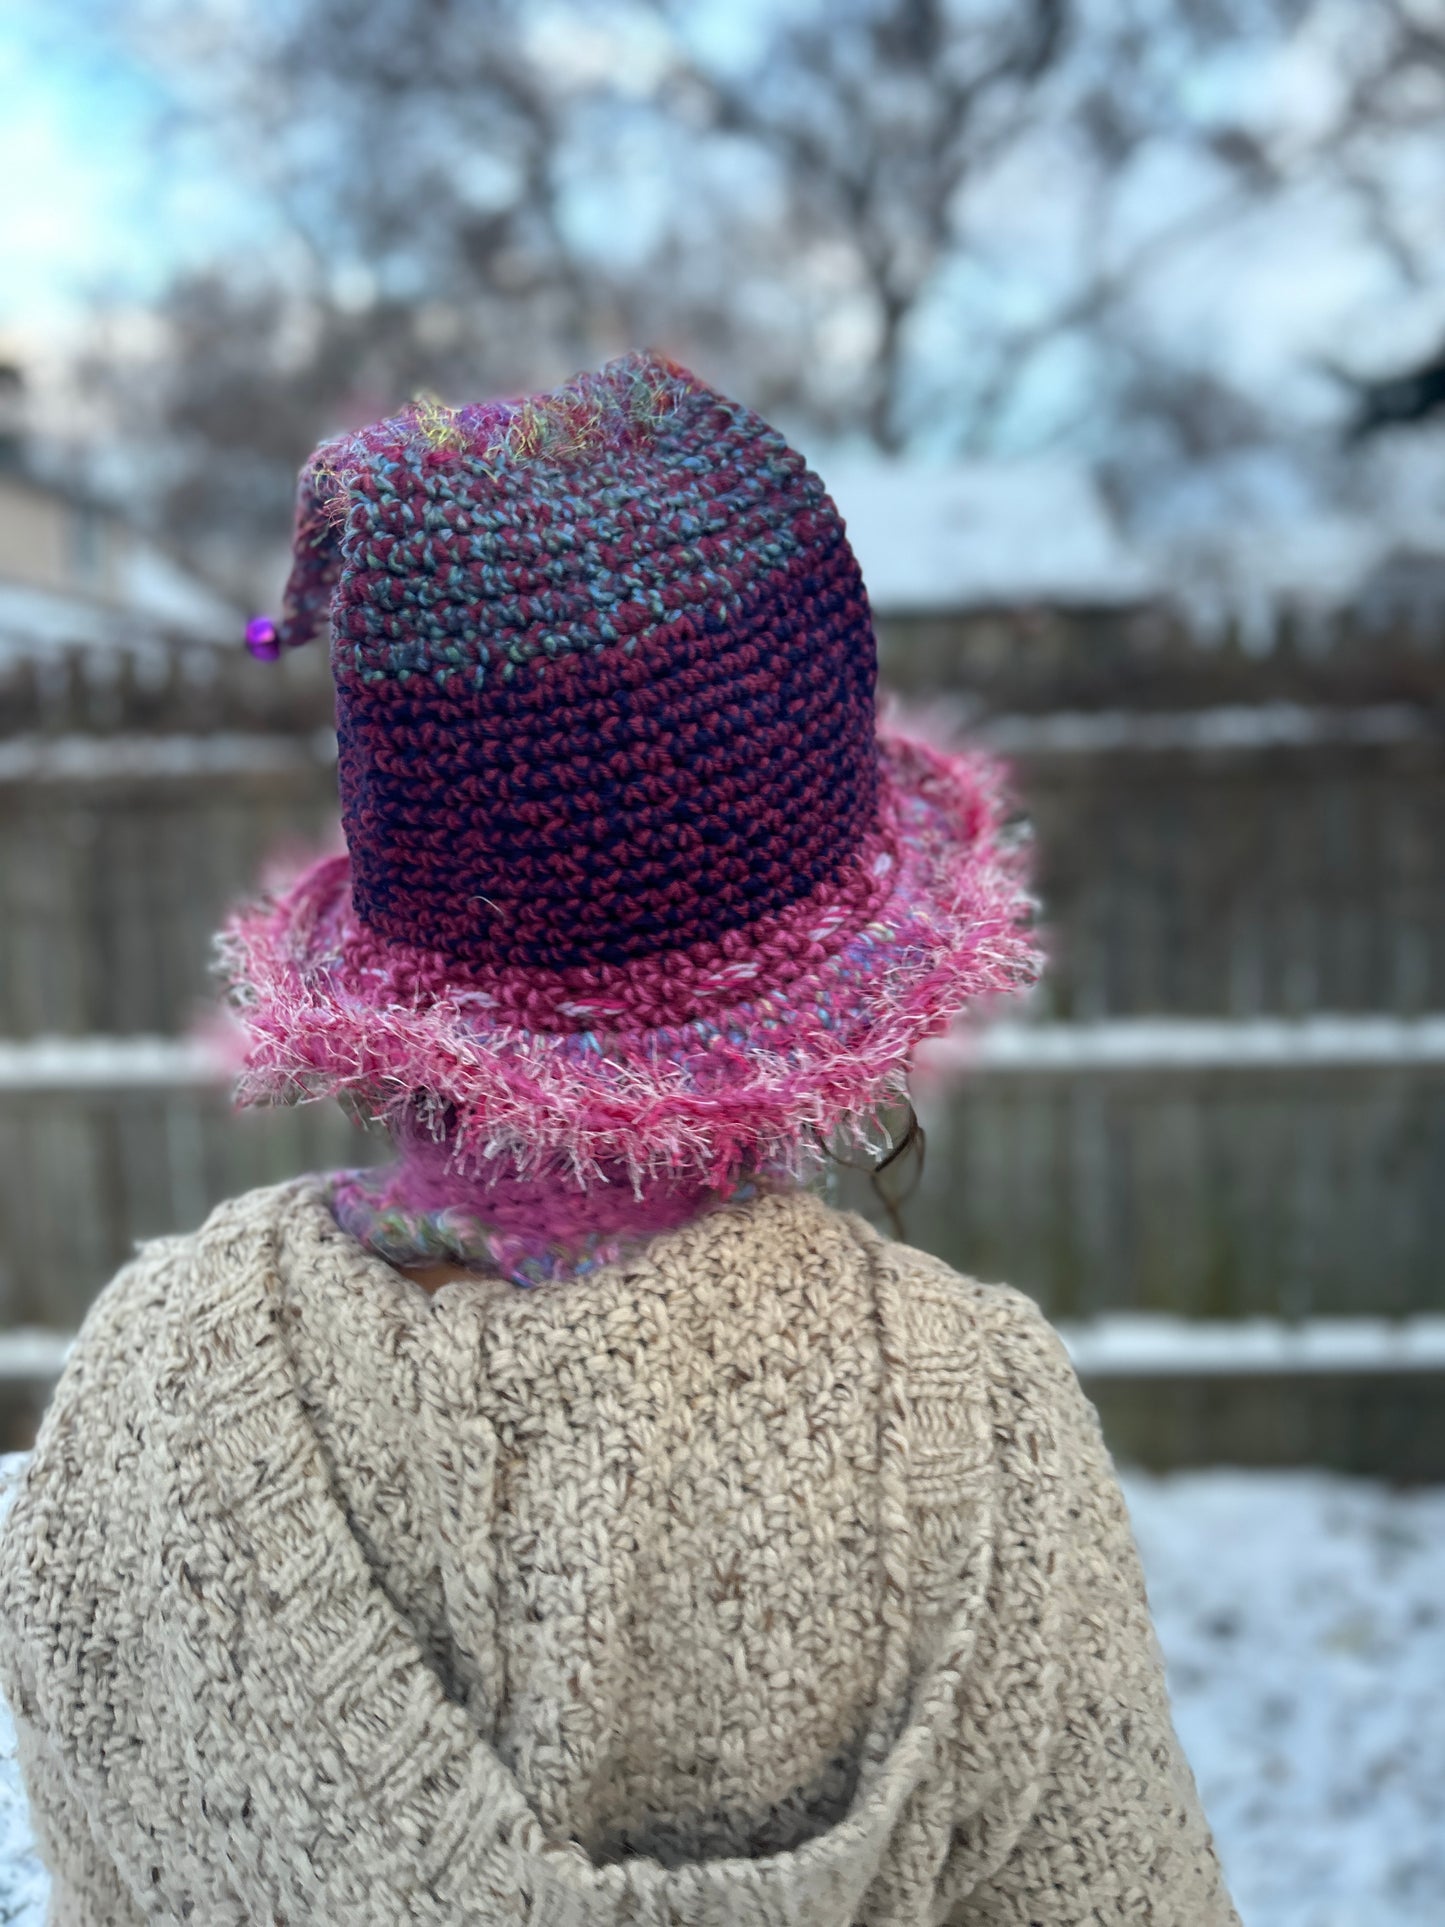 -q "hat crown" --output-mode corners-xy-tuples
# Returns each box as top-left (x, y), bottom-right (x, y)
(279, 354), (880, 974)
